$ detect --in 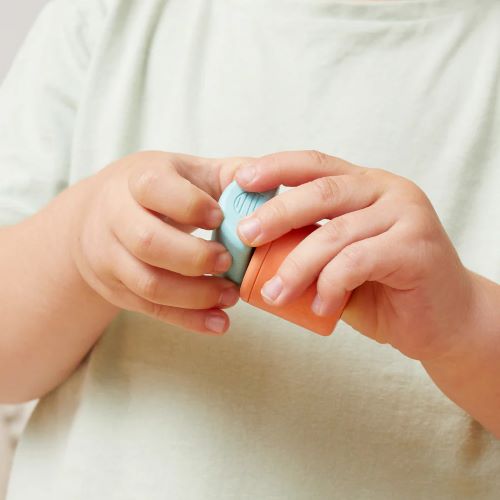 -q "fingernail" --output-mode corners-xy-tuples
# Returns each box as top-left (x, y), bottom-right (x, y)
(312, 294), (324, 316)
(236, 166), (256, 185)
(206, 314), (227, 334)
(219, 287), (240, 307)
(238, 217), (261, 244)
(261, 276), (283, 304)
(214, 252), (232, 273)
(207, 208), (223, 228)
